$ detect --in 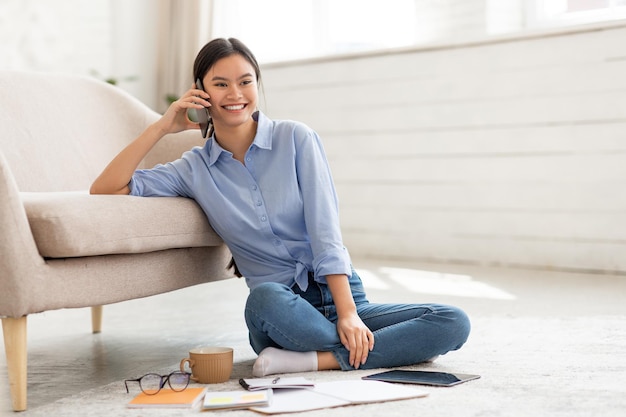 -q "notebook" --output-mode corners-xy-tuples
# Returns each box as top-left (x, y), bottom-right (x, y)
(127, 387), (207, 408)
(202, 389), (272, 410)
(239, 377), (314, 391)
